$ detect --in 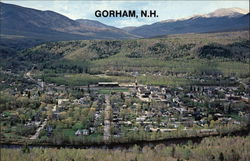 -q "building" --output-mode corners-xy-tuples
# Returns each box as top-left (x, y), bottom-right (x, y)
(75, 129), (89, 136)
(98, 82), (119, 87)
